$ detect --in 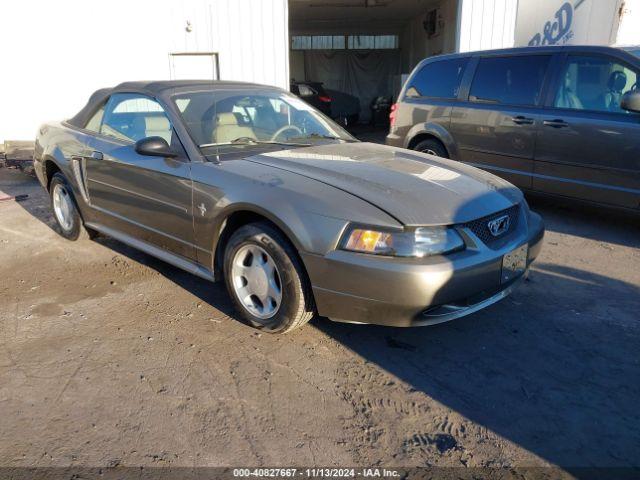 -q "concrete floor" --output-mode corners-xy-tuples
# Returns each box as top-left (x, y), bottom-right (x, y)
(1, 167), (639, 475)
